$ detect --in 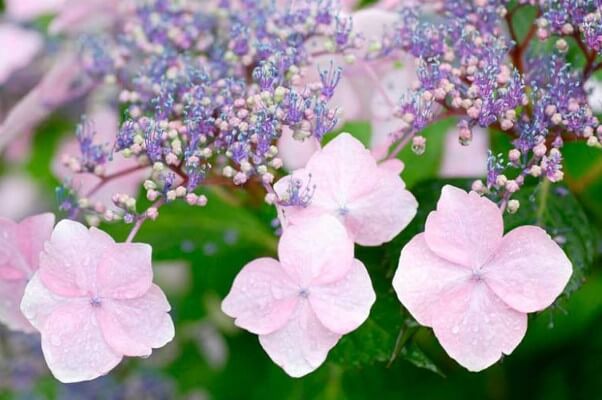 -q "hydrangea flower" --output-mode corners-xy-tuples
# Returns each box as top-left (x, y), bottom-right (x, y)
(20, 219), (174, 383)
(222, 216), (375, 377)
(393, 185), (572, 371)
(0, 24), (43, 85)
(275, 133), (417, 246)
(0, 213), (55, 332)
